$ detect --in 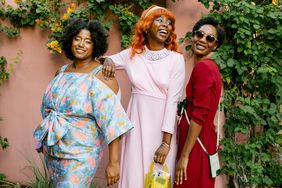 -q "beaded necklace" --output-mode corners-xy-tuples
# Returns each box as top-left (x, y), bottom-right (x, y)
(142, 46), (170, 61)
